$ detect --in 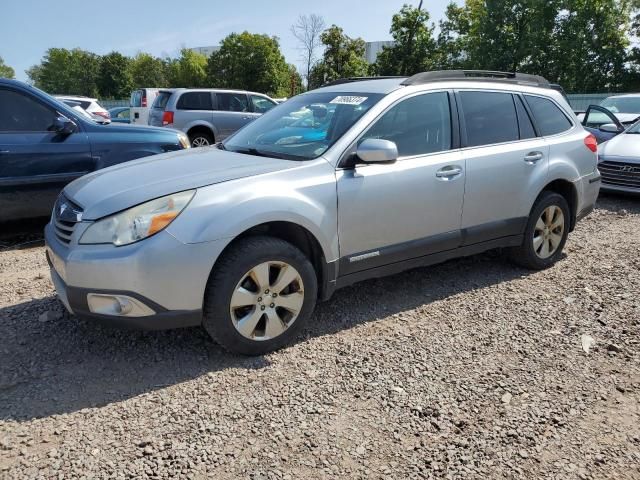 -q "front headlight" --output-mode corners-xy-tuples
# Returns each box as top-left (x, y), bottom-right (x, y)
(80, 190), (195, 246)
(178, 132), (191, 149)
